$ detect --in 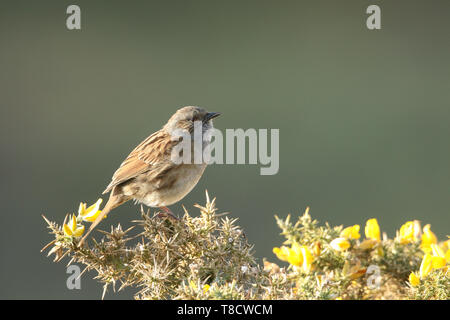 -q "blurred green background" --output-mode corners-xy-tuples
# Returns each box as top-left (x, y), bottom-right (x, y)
(1, 0), (449, 299)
